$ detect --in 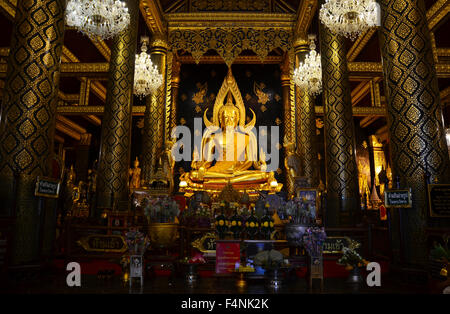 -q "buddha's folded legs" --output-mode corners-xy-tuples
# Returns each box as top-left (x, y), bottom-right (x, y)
(203, 171), (273, 184)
